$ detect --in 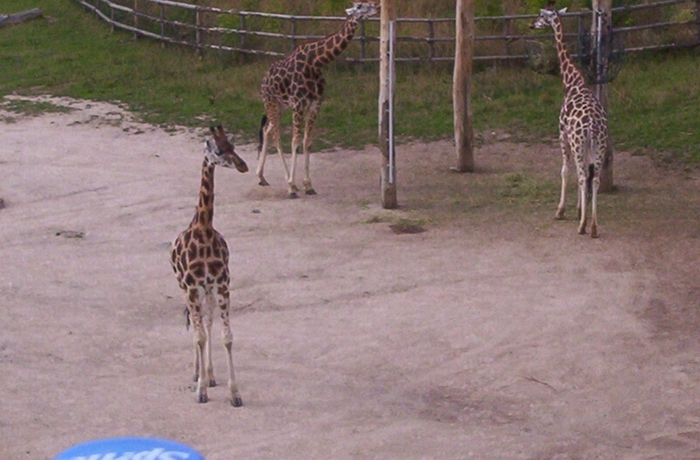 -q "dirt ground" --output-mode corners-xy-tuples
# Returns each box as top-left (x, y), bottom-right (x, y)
(1, 96), (700, 460)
